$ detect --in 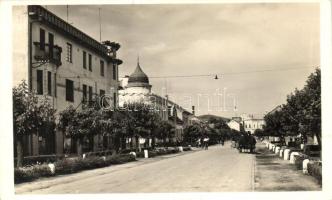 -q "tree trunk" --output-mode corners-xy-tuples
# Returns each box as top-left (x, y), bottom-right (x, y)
(135, 135), (140, 152)
(114, 135), (120, 153)
(130, 137), (134, 149)
(163, 137), (166, 147)
(76, 137), (83, 157)
(315, 132), (322, 158)
(121, 136), (126, 150)
(16, 135), (23, 167)
(152, 137), (156, 149)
